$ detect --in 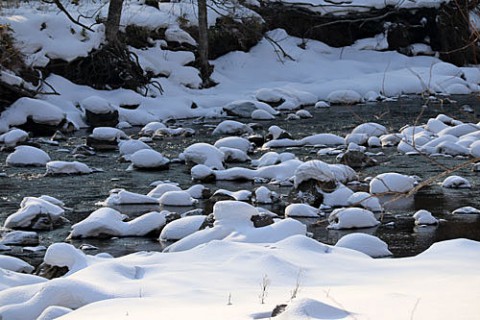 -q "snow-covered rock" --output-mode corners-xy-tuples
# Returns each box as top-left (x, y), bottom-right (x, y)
(369, 173), (416, 194)
(147, 184), (182, 199)
(139, 122), (167, 136)
(159, 215), (206, 241)
(335, 233), (392, 257)
(158, 191), (198, 206)
(413, 209), (439, 225)
(6, 146), (50, 167)
(100, 189), (158, 206)
(90, 127), (127, 141)
(253, 186), (277, 204)
(251, 109), (275, 120)
(441, 175), (472, 188)
(347, 192), (382, 212)
(351, 122), (388, 137)
(452, 206), (480, 214)
(69, 208), (166, 238)
(4, 197), (65, 230)
(118, 139), (152, 157)
(284, 203), (320, 217)
(129, 149), (170, 170)
(214, 136), (253, 153)
(212, 120), (253, 136)
(180, 143), (225, 170)
(45, 161), (93, 175)
(327, 207), (380, 229)
(0, 129), (29, 147)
